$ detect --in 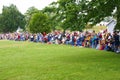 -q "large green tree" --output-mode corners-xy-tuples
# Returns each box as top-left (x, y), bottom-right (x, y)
(79, 0), (120, 30)
(28, 12), (51, 33)
(48, 0), (120, 31)
(42, 3), (58, 31)
(50, 0), (88, 31)
(24, 7), (40, 31)
(0, 4), (26, 33)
